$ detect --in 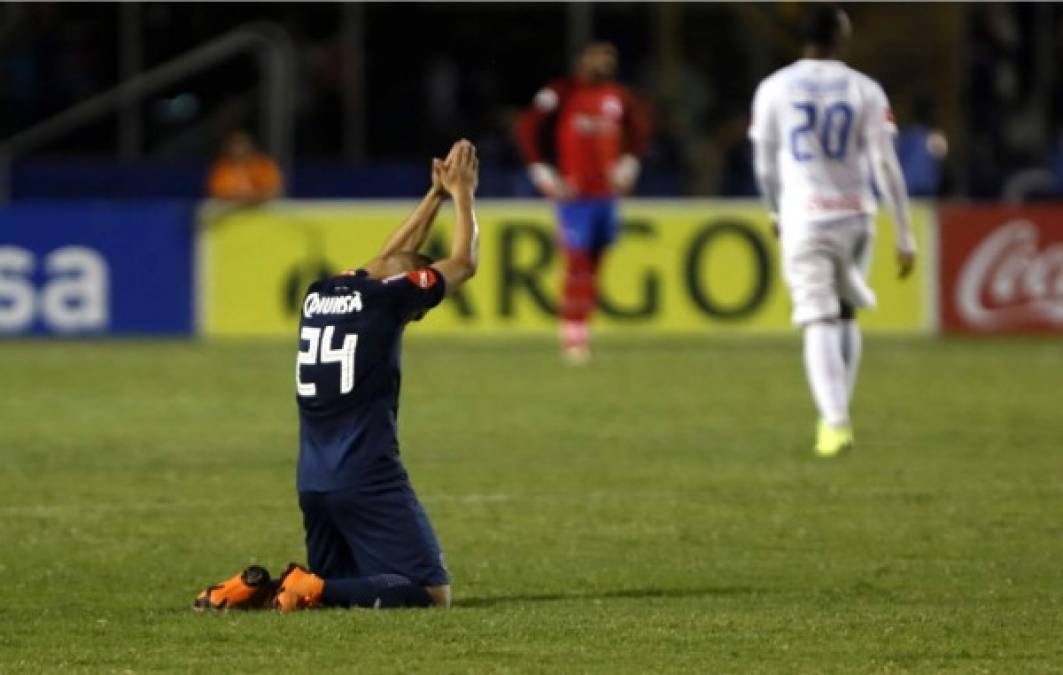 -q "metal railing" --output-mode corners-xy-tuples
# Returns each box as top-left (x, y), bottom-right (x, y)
(0, 21), (297, 202)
